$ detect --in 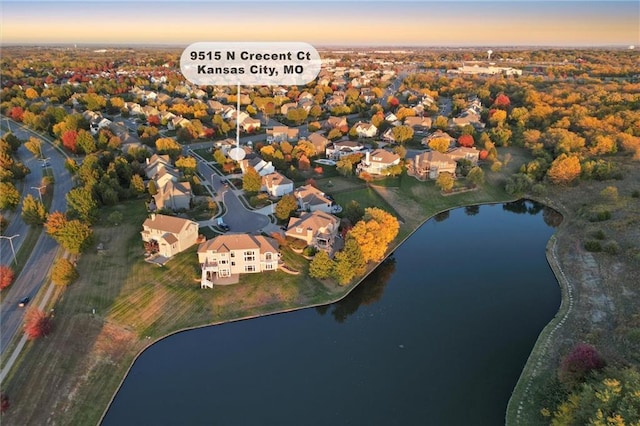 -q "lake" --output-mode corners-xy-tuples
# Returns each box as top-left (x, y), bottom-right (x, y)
(102, 200), (562, 426)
